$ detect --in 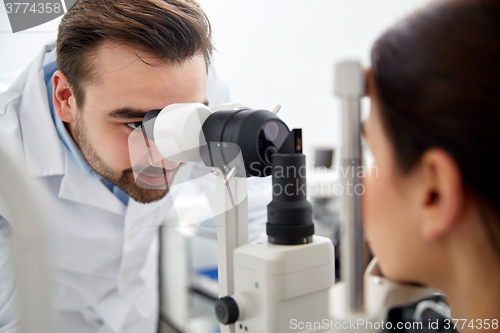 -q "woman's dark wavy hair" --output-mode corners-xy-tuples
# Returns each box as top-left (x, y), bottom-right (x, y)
(371, 0), (500, 250)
